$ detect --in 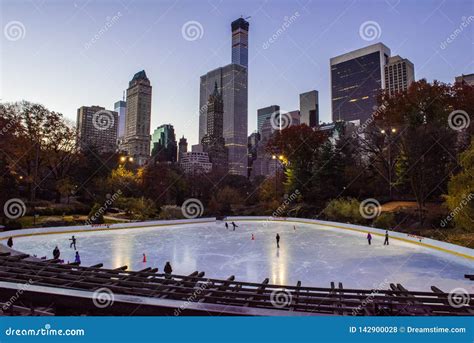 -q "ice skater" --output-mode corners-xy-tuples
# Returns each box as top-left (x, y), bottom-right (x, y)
(69, 235), (77, 250)
(7, 237), (13, 248)
(276, 233), (280, 248)
(231, 222), (238, 231)
(293, 225), (296, 231)
(384, 230), (389, 245)
(367, 233), (372, 245)
(225, 222), (229, 229)
(164, 261), (173, 278)
(53, 246), (61, 259)
(74, 251), (81, 264)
